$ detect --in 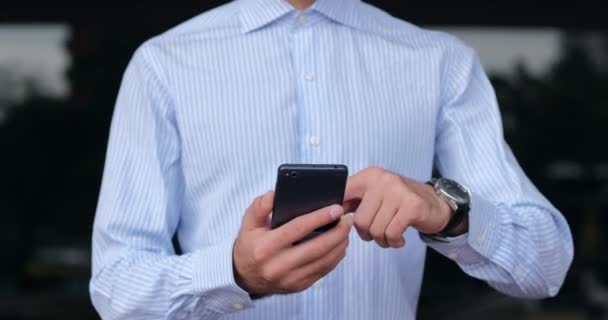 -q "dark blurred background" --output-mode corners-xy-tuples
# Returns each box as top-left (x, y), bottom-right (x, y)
(1, 1), (607, 319)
